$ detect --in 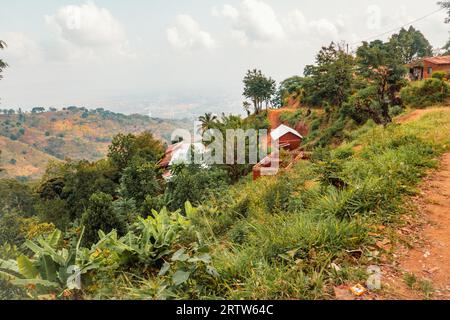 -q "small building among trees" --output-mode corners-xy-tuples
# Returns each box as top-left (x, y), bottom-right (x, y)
(270, 124), (303, 151)
(252, 124), (303, 181)
(409, 56), (450, 80)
